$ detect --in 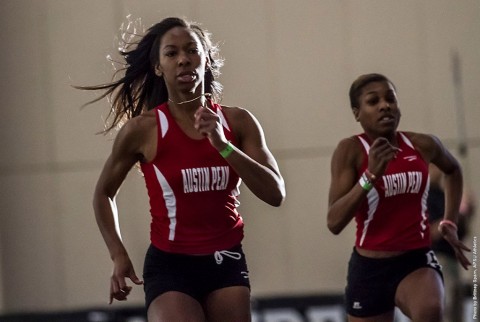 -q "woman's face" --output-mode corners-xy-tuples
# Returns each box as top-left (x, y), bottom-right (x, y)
(155, 26), (207, 96)
(353, 80), (401, 138)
